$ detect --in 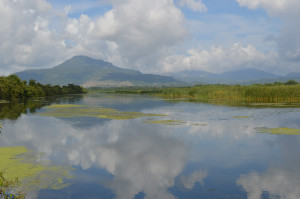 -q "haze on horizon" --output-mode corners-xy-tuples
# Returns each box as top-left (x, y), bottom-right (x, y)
(1, 0), (300, 76)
